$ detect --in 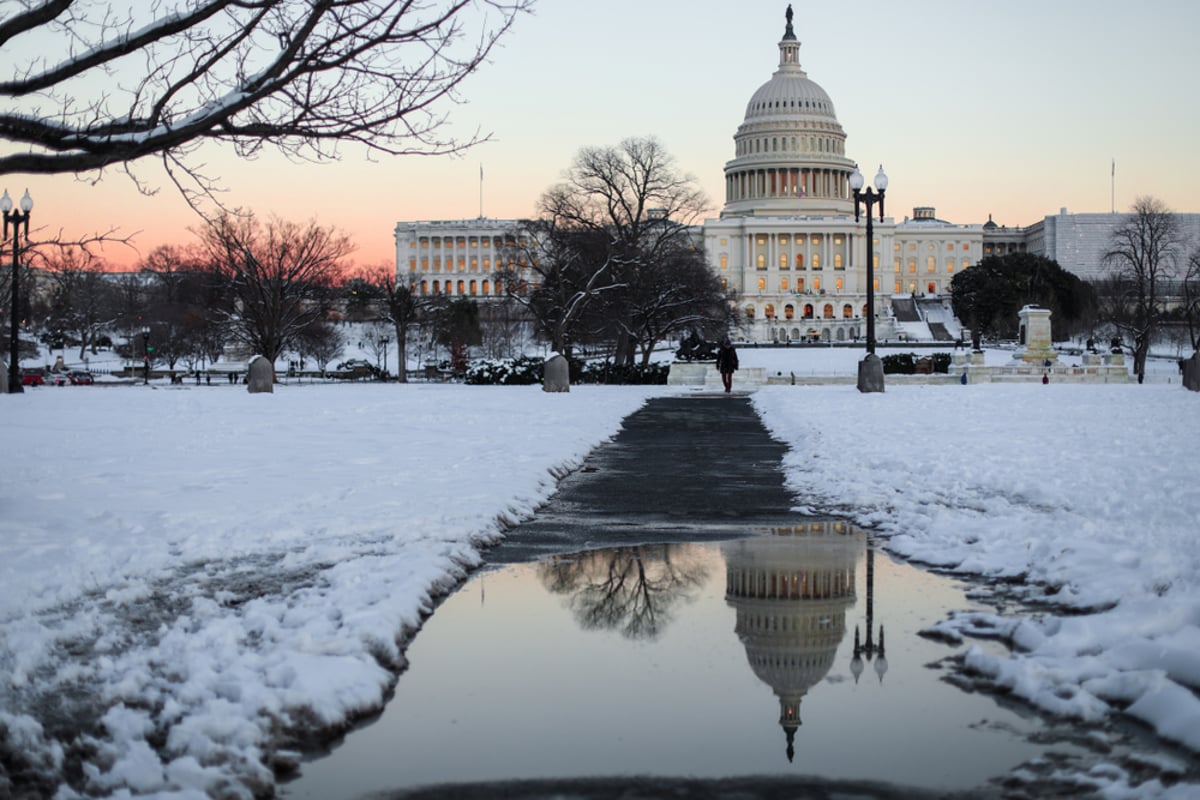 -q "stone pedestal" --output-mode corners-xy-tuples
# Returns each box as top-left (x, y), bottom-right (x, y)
(1184, 352), (1200, 392)
(1016, 305), (1057, 364)
(247, 355), (274, 394)
(543, 353), (570, 392)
